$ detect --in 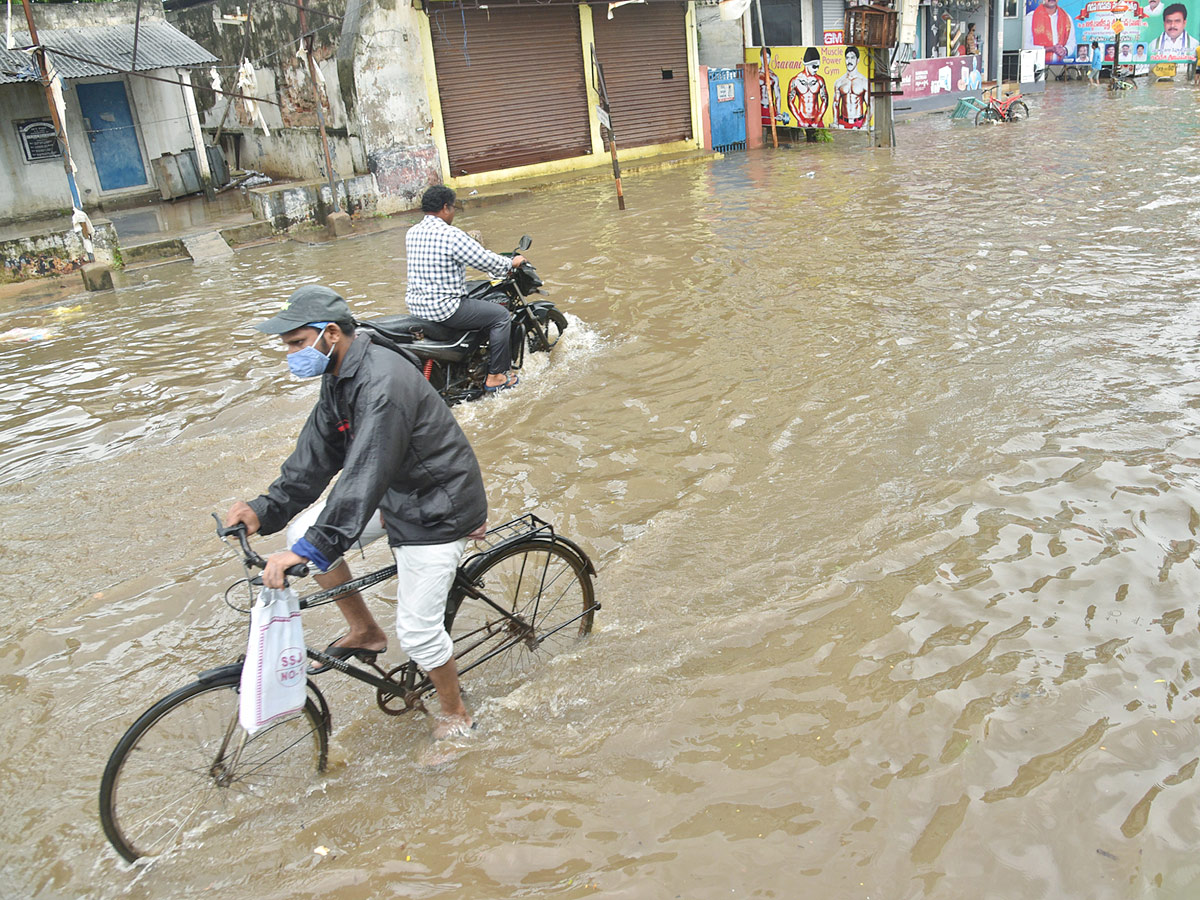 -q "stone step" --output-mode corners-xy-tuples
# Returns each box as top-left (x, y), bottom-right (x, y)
(182, 231), (233, 263)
